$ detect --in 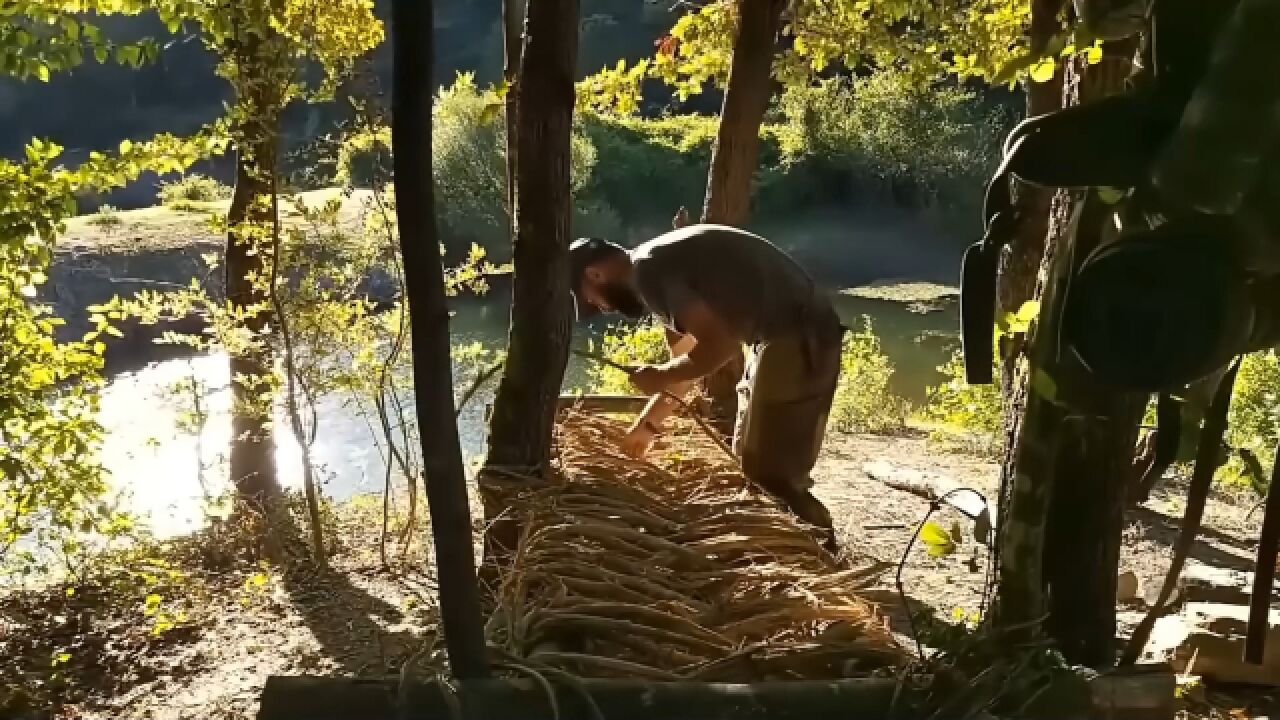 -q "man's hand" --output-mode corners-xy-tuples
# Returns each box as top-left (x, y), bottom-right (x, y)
(620, 421), (657, 458)
(628, 365), (671, 396)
